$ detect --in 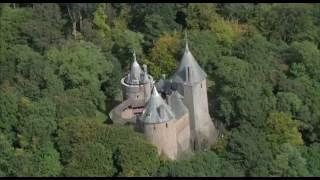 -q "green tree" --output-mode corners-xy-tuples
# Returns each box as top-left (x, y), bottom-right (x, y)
(285, 41), (320, 81)
(11, 142), (62, 177)
(21, 3), (66, 52)
(186, 3), (244, 47)
(57, 117), (160, 176)
(111, 29), (144, 70)
(302, 143), (320, 176)
(46, 41), (113, 89)
(266, 112), (303, 151)
(92, 3), (110, 38)
(157, 151), (244, 177)
(144, 32), (180, 79)
(16, 97), (57, 148)
(253, 4), (317, 44)
(0, 133), (15, 176)
(276, 92), (303, 115)
(270, 143), (309, 176)
(129, 3), (181, 50)
(63, 142), (116, 176)
(0, 6), (32, 49)
(226, 122), (274, 176)
(218, 3), (257, 23)
(0, 91), (18, 141)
